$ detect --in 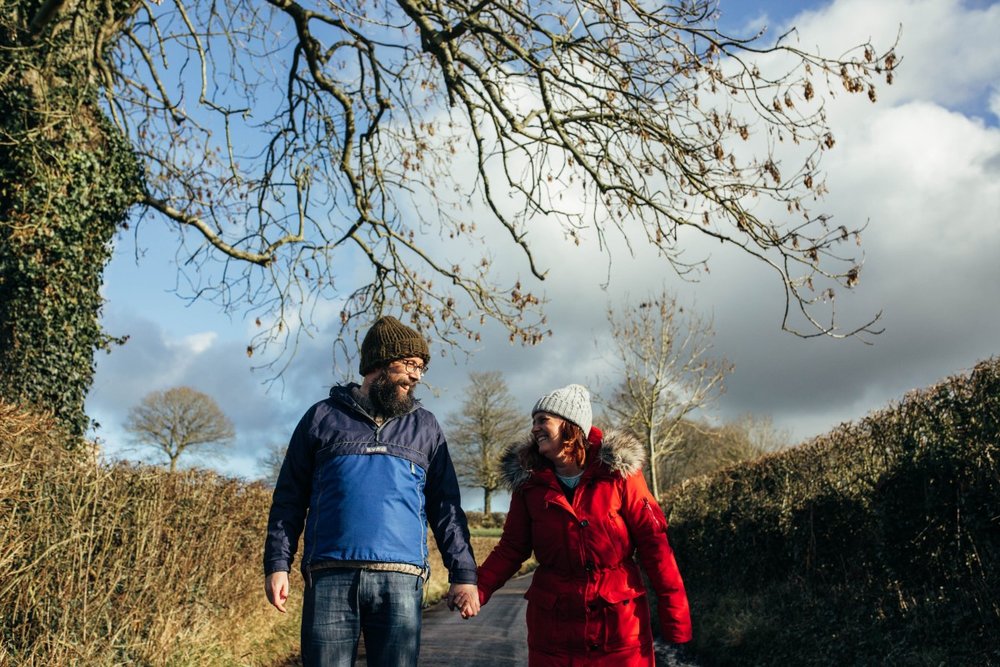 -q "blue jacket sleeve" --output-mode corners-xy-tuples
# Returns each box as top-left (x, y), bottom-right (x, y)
(424, 417), (478, 584)
(262, 406), (316, 575)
